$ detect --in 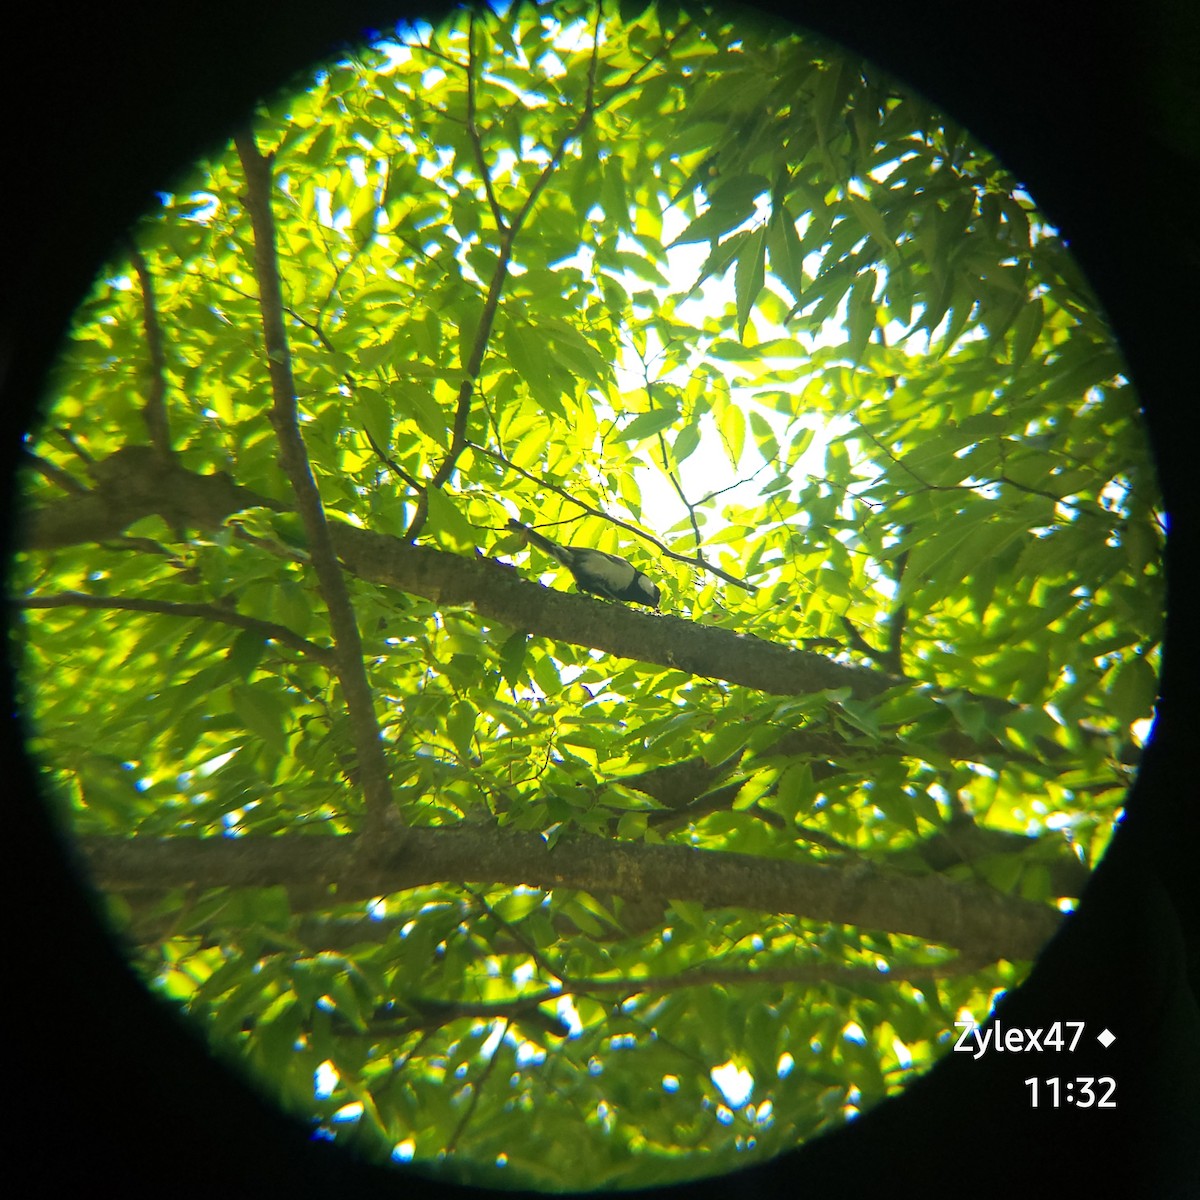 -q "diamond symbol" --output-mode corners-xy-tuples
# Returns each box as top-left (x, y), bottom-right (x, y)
(1097, 1028), (1115, 1048)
